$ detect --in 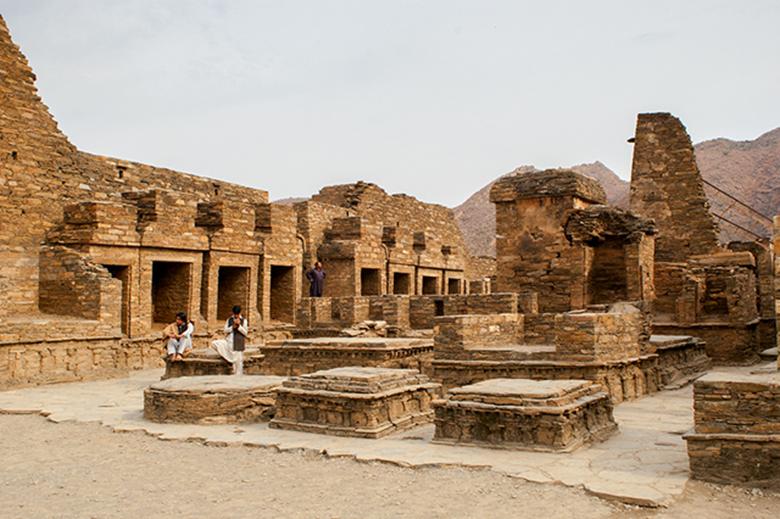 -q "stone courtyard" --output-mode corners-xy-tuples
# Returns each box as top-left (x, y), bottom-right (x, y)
(2, 9), (780, 518)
